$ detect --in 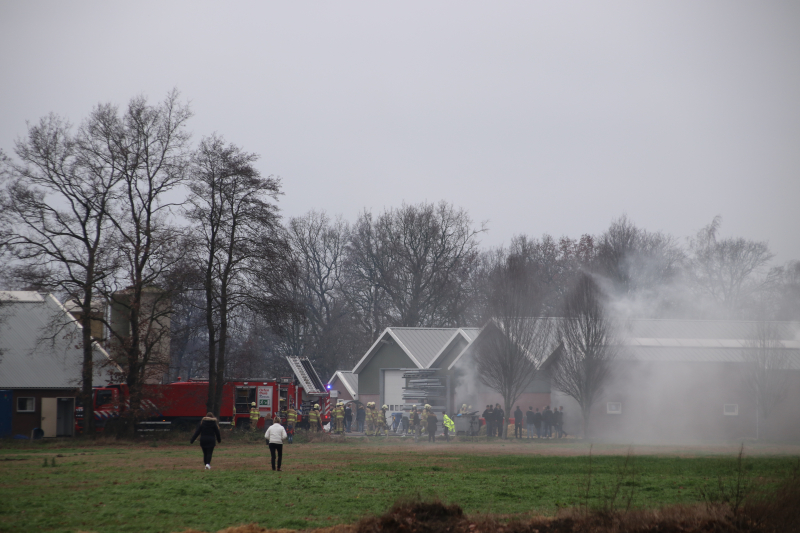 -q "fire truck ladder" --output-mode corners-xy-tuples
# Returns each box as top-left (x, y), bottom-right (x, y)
(285, 356), (326, 396)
